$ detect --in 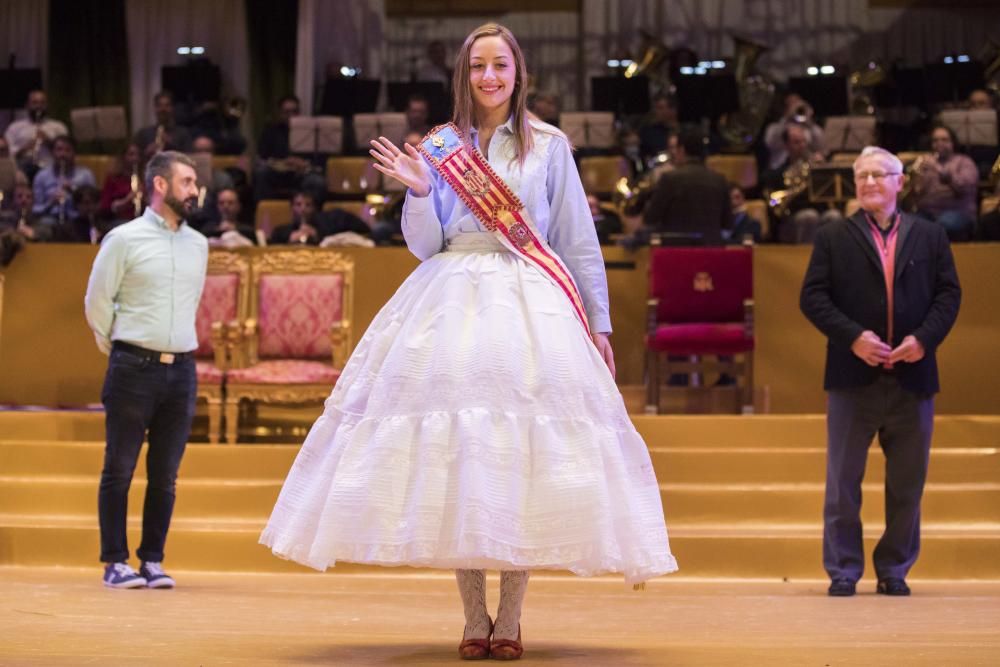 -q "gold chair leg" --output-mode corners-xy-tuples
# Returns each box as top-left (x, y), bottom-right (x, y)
(225, 397), (240, 445)
(207, 397), (222, 445)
